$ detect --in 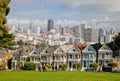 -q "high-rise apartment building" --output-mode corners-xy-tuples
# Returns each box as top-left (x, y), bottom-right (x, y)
(47, 19), (54, 31)
(84, 27), (99, 42)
